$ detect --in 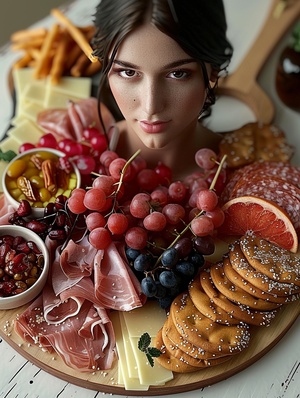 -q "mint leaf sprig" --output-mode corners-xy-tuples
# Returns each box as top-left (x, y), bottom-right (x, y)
(138, 332), (161, 367)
